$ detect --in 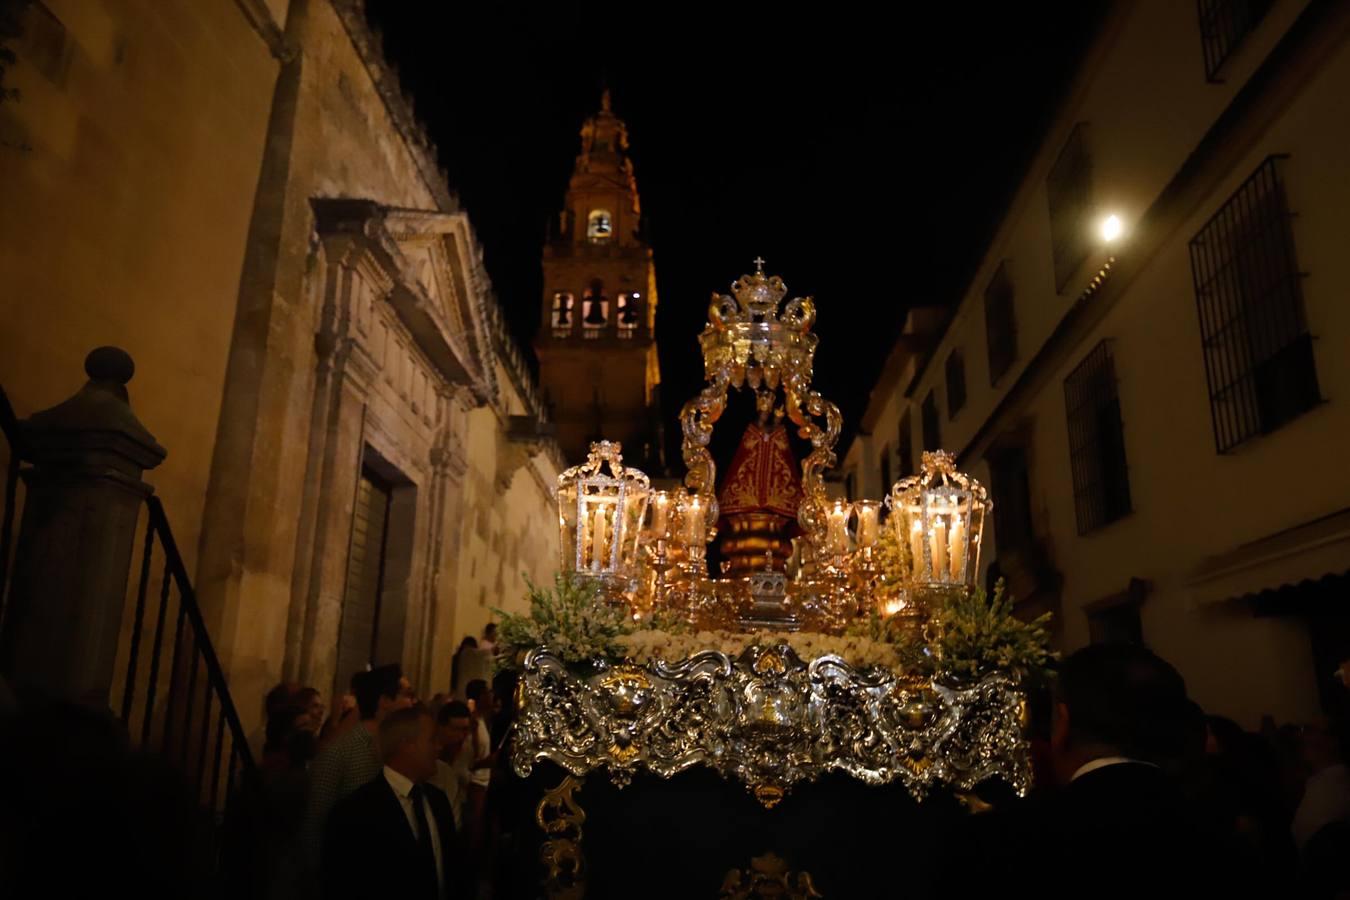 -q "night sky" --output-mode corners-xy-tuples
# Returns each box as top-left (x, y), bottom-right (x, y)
(363, 6), (1108, 469)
